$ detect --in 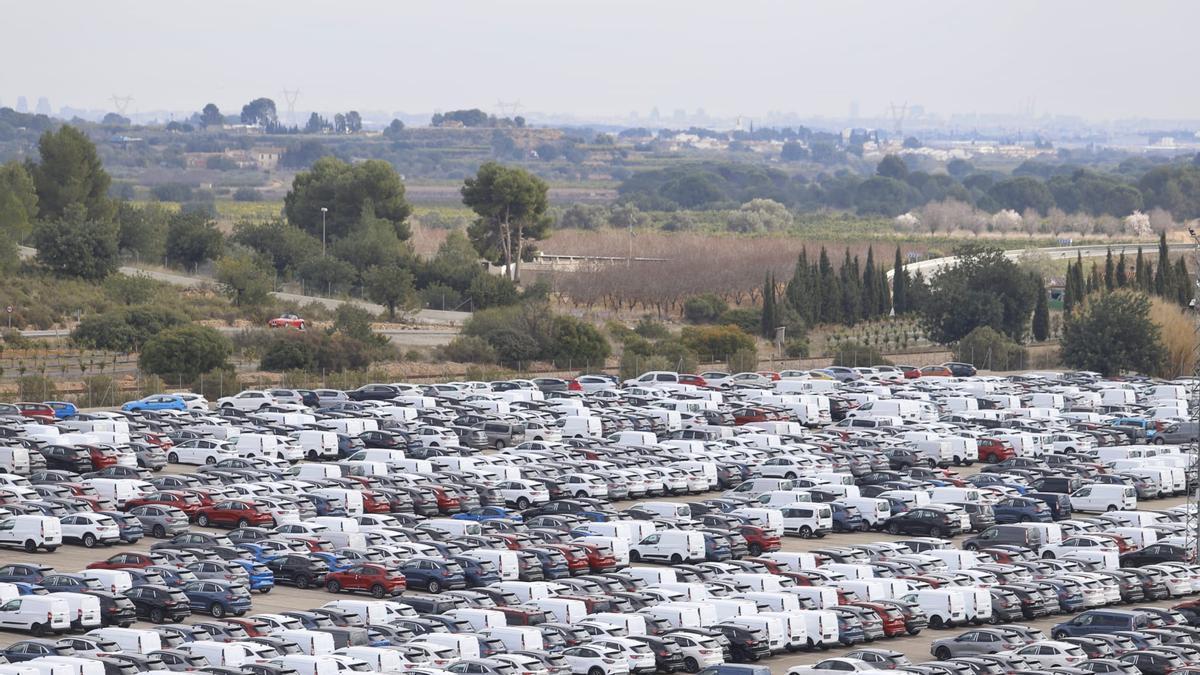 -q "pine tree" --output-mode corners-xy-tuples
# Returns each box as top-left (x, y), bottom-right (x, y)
(761, 272), (777, 338)
(892, 246), (906, 314)
(1116, 251), (1128, 288)
(1104, 248), (1115, 291)
(1032, 277), (1050, 342)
